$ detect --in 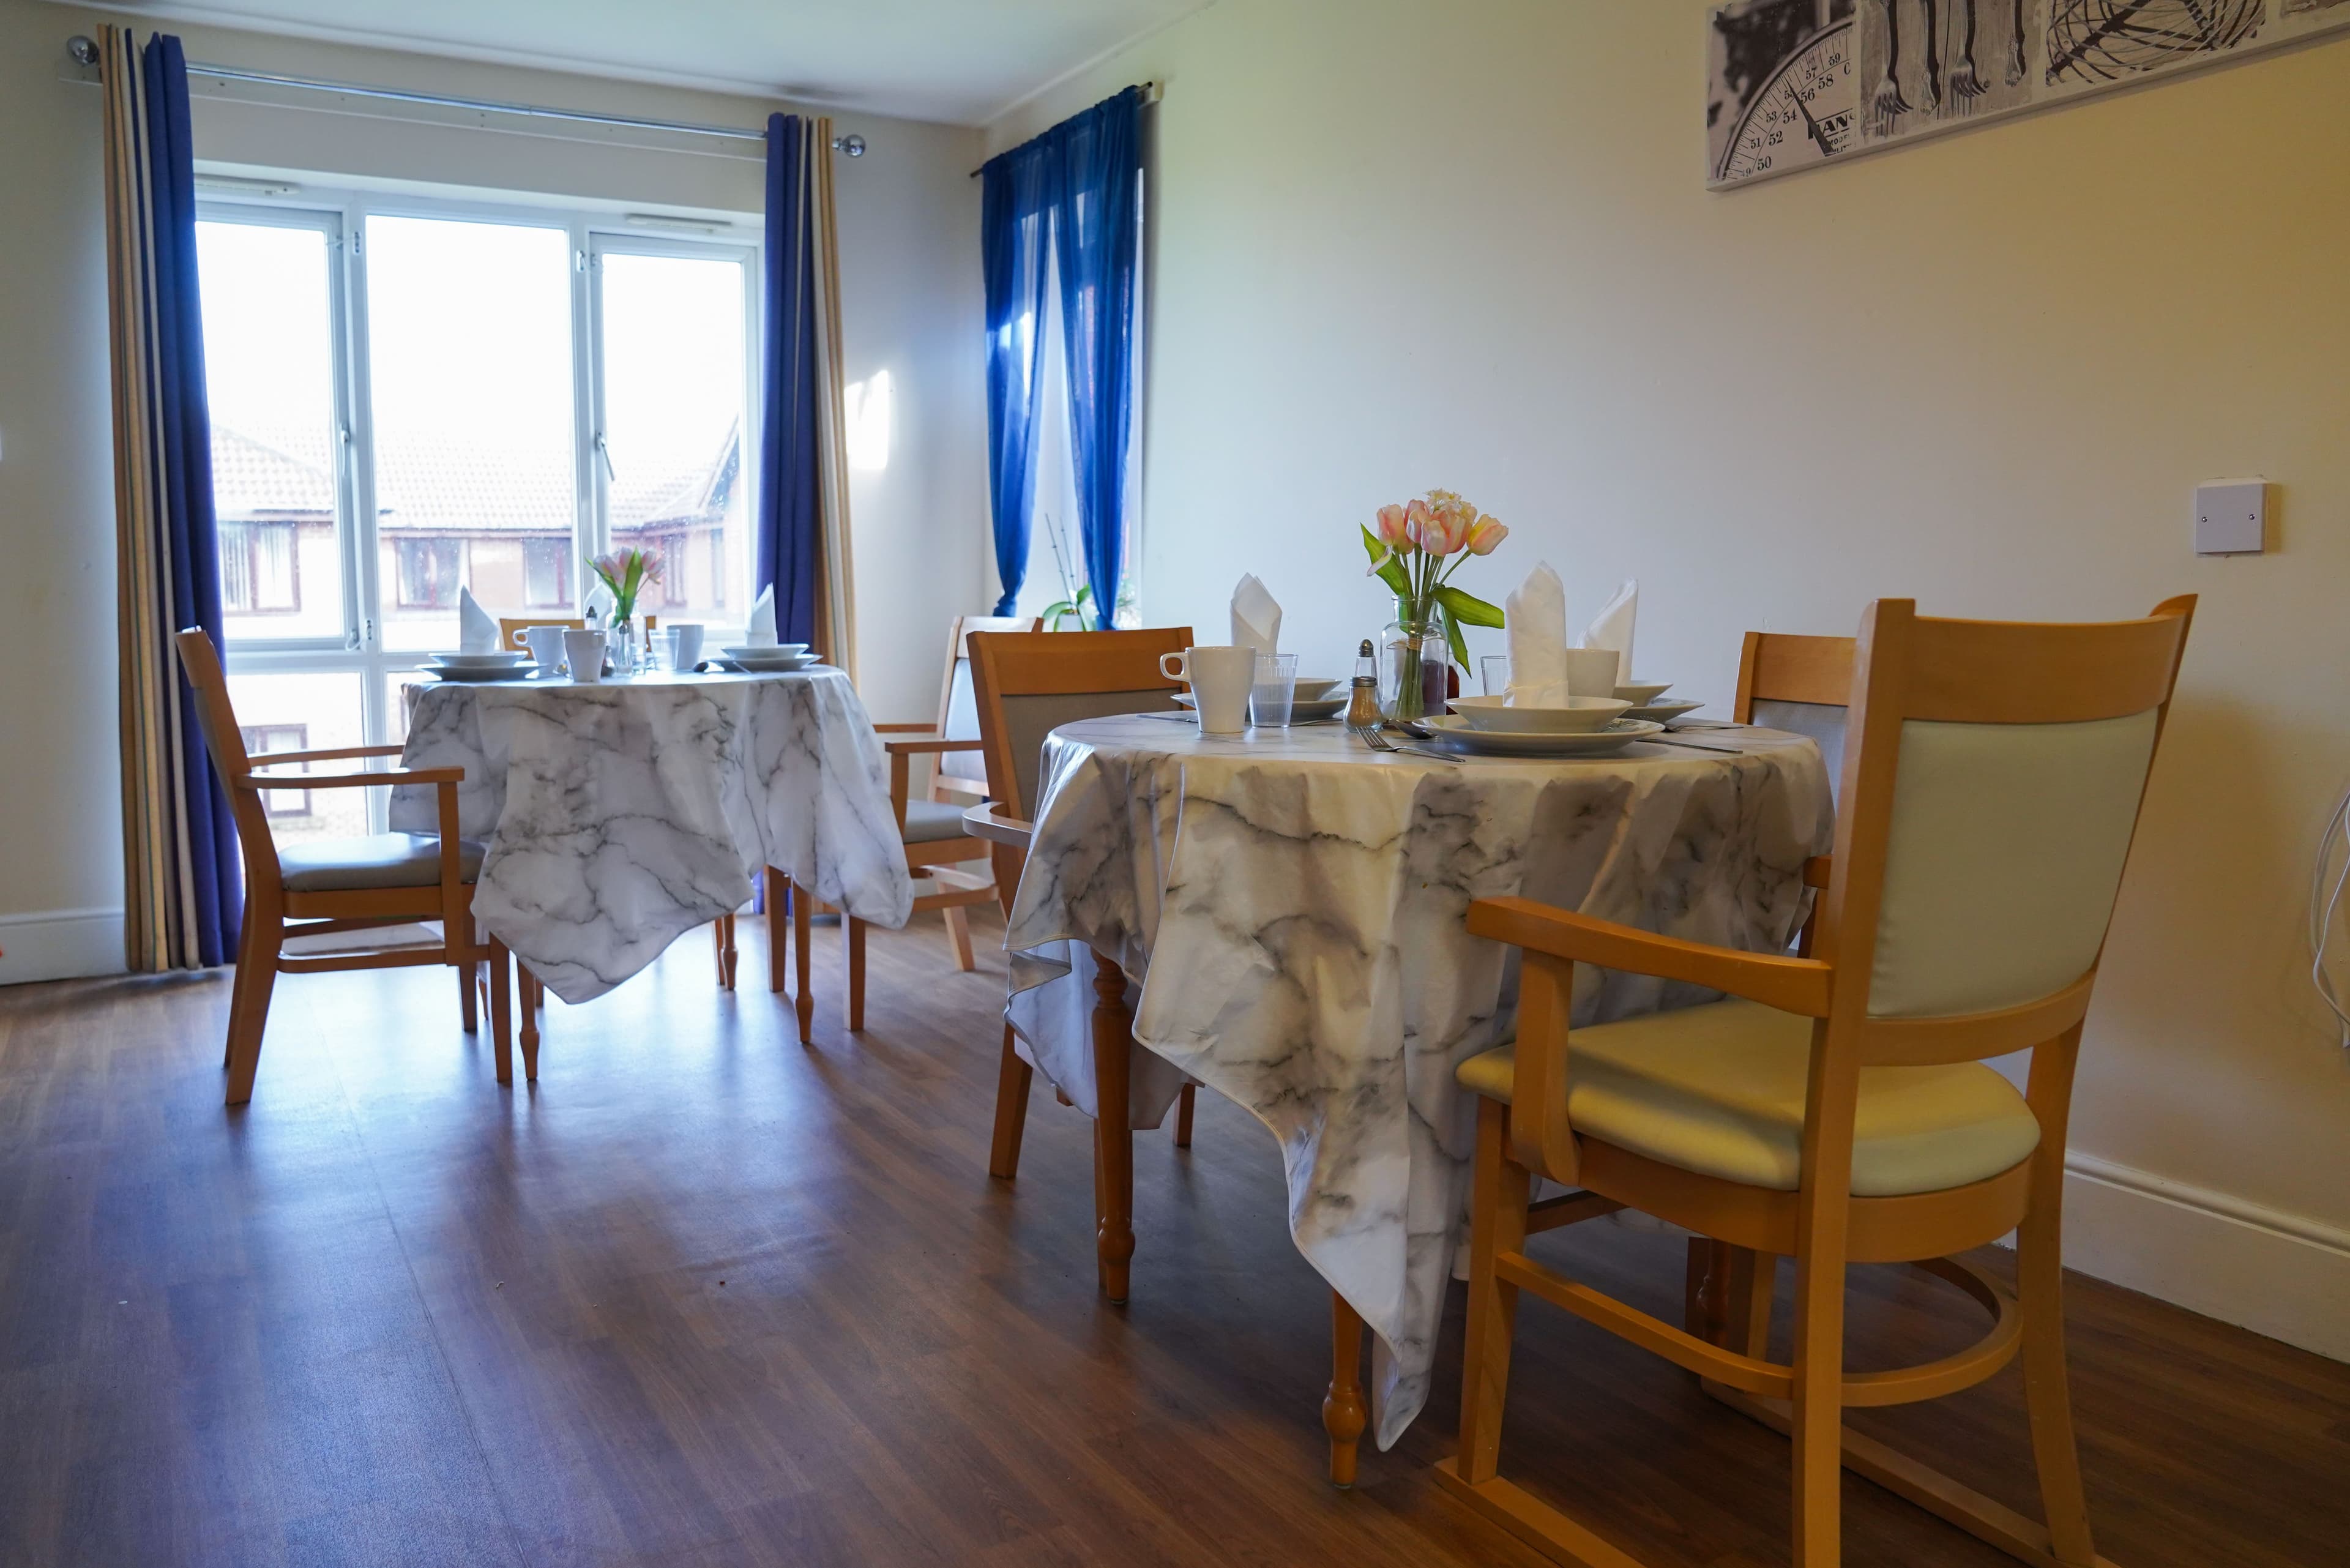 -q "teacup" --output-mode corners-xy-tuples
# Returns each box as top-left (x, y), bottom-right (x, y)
(523, 624), (570, 675)
(563, 628), (608, 684)
(1159, 644), (1256, 736)
(1561, 648), (1622, 698)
